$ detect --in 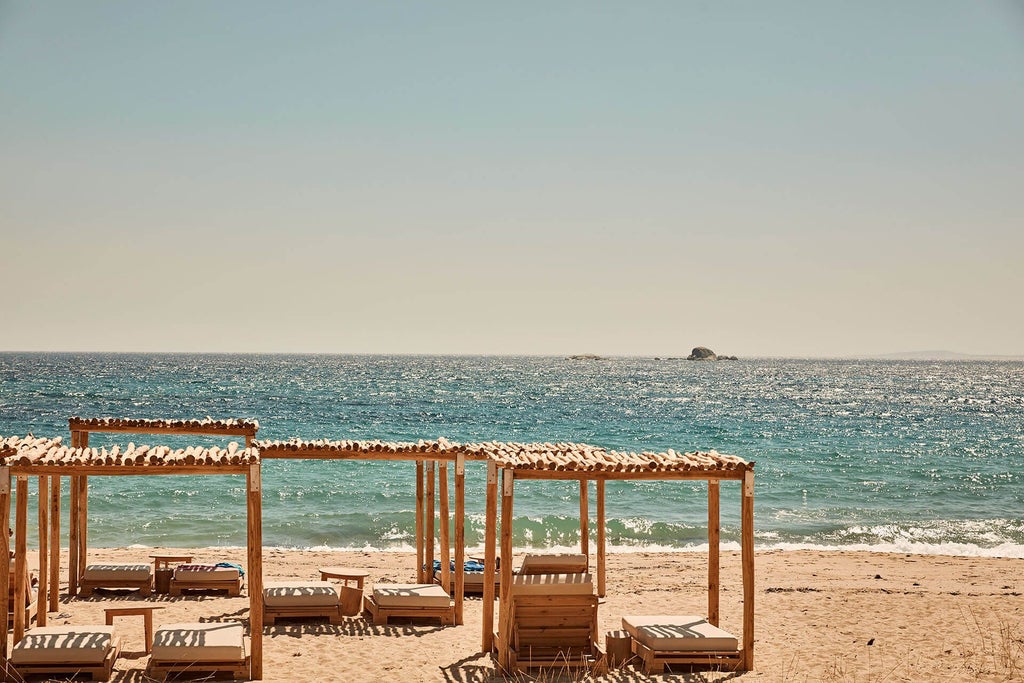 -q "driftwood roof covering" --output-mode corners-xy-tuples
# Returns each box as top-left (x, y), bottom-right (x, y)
(0, 435), (258, 469)
(69, 416), (259, 434)
(256, 438), (751, 474)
